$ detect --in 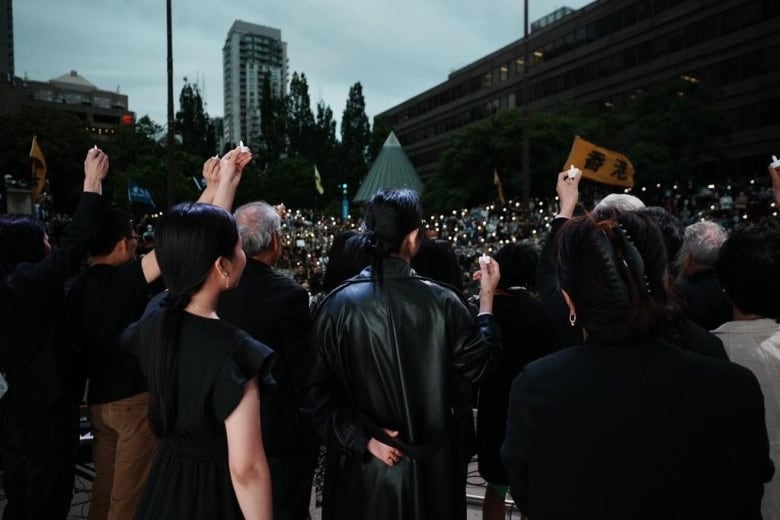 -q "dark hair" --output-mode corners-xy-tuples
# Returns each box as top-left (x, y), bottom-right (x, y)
(0, 214), (47, 283)
(89, 207), (133, 257)
(322, 230), (369, 292)
(411, 238), (464, 291)
(717, 220), (780, 321)
(351, 189), (423, 287)
(636, 207), (684, 277)
(492, 243), (539, 292)
(556, 212), (684, 343)
(149, 203), (239, 437)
